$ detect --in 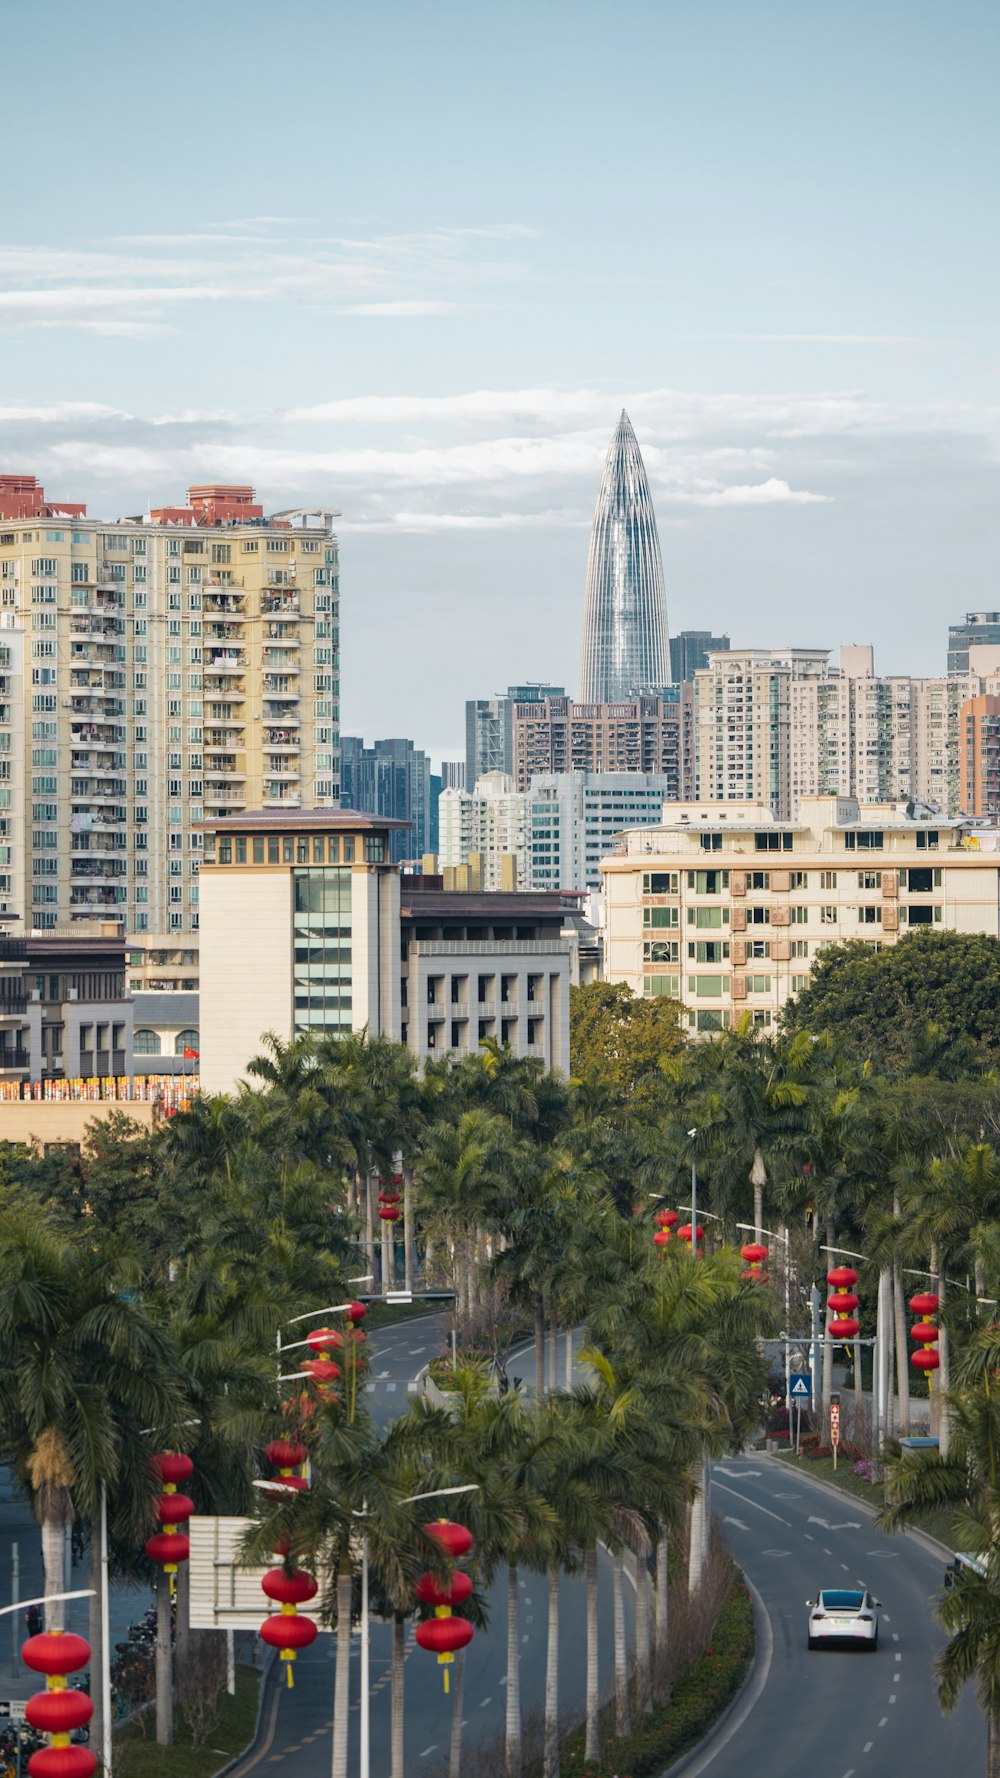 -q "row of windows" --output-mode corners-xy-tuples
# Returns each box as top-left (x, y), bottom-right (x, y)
(134, 1028), (199, 1056)
(212, 833), (383, 866)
